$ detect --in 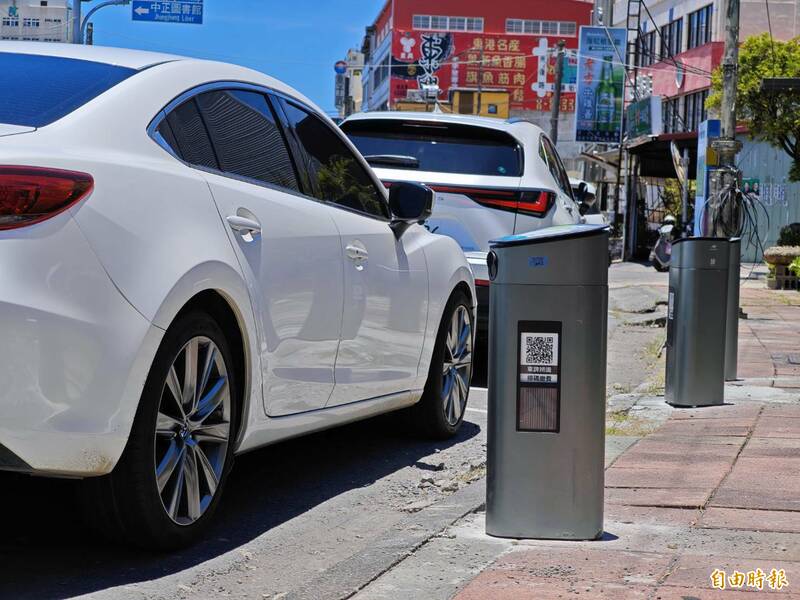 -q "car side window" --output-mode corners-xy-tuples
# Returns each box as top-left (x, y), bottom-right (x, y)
(163, 98), (218, 170)
(195, 89), (299, 192)
(540, 136), (574, 200)
(278, 99), (390, 219)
